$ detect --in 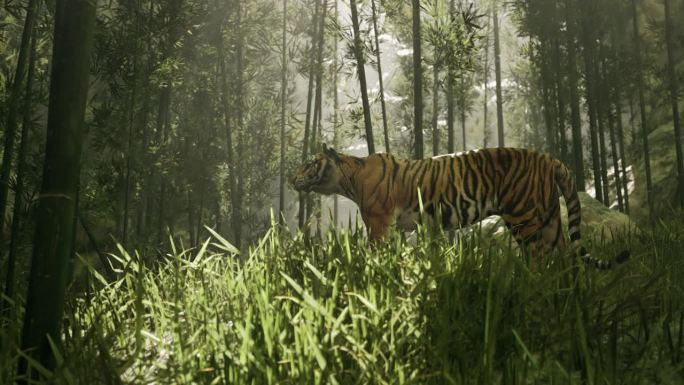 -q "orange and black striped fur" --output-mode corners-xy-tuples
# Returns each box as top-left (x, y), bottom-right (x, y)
(291, 145), (629, 269)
